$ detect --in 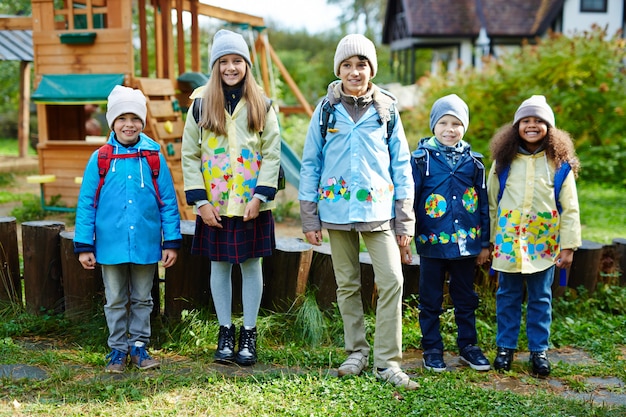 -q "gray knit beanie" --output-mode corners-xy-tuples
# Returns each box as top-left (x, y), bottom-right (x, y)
(429, 94), (469, 133)
(333, 34), (378, 78)
(106, 85), (147, 129)
(209, 29), (252, 70)
(513, 95), (555, 127)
